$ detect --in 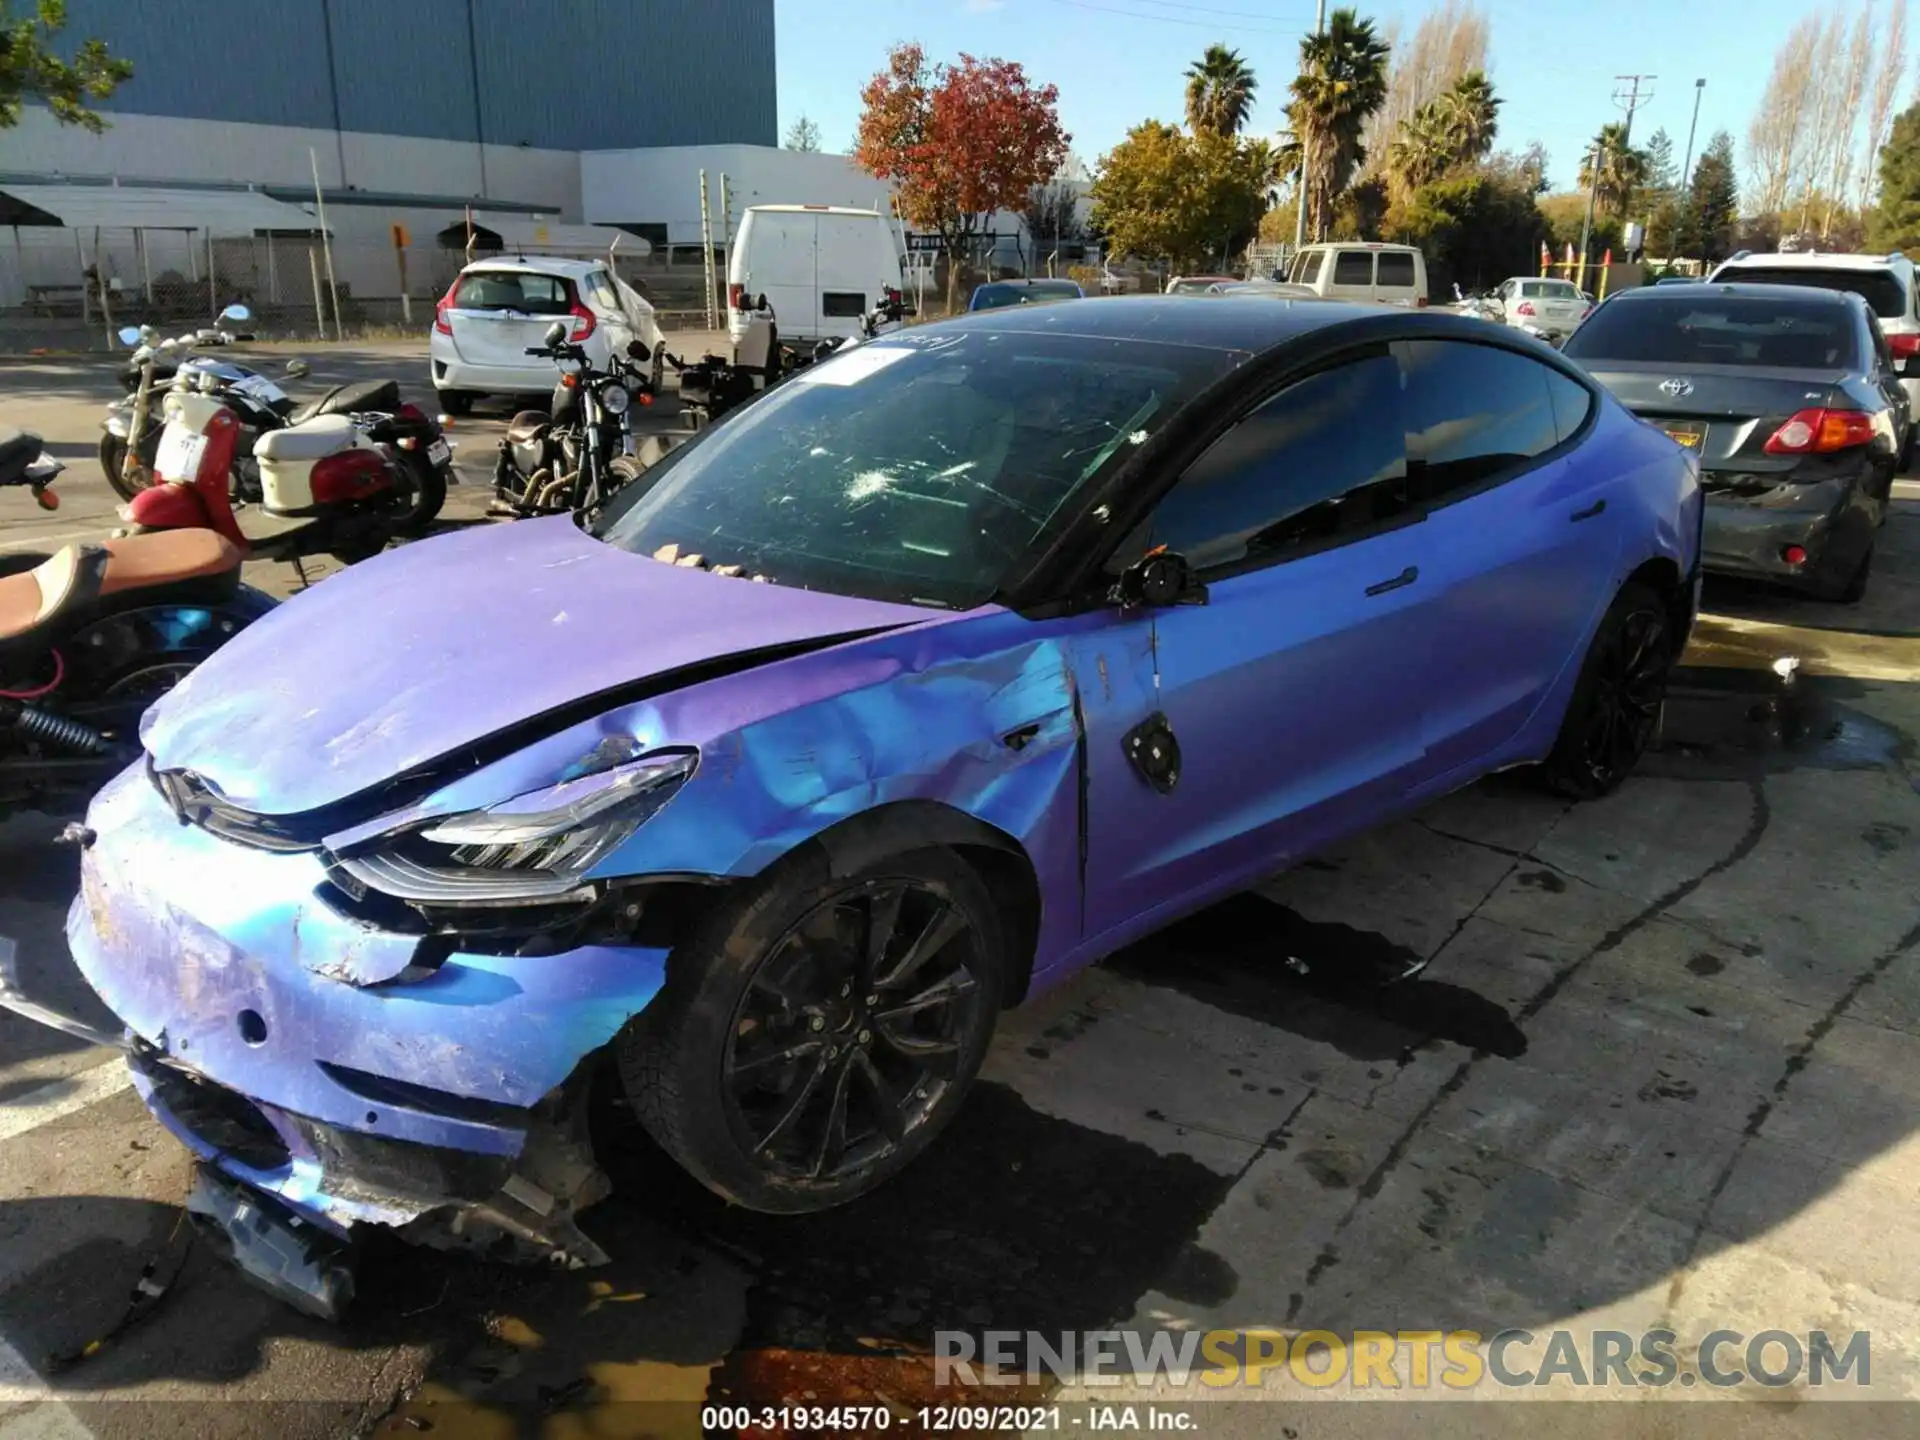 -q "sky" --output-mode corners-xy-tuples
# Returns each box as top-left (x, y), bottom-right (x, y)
(772, 0), (1847, 195)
